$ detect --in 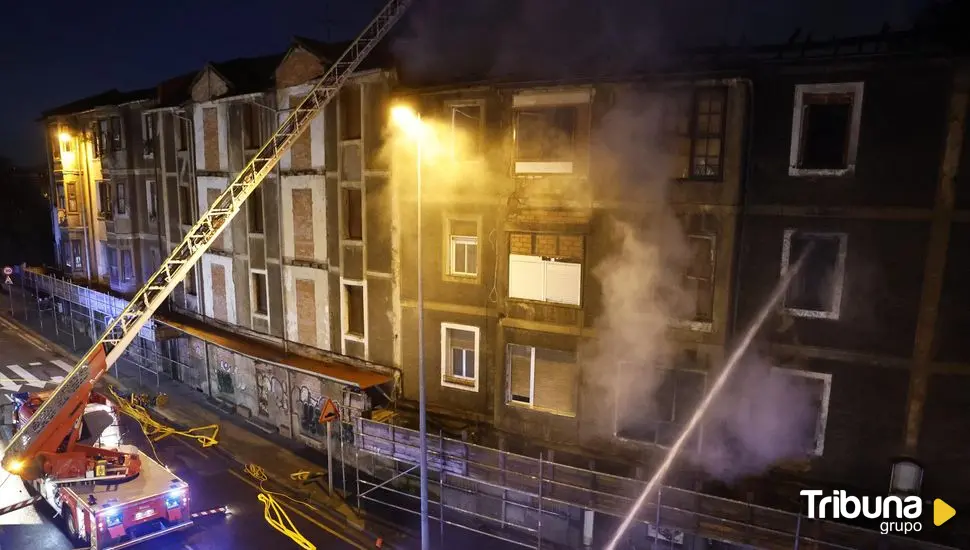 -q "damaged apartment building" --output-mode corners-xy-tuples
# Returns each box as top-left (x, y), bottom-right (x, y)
(40, 27), (970, 549)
